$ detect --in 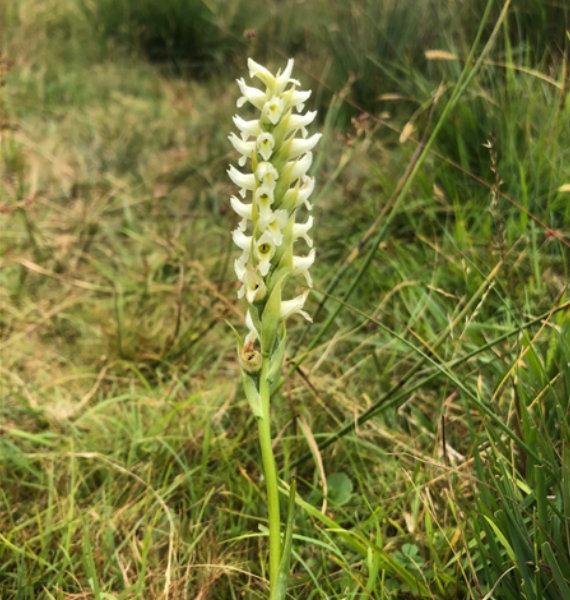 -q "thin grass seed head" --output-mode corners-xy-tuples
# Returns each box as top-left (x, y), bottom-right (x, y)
(228, 58), (319, 370)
